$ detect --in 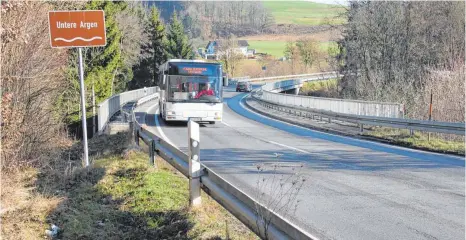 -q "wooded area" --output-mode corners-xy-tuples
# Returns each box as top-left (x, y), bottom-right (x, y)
(182, 1), (274, 38)
(150, 1), (274, 39)
(337, 1), (465, 122)
(1, 1), (190, 170)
